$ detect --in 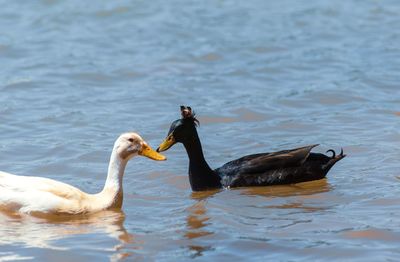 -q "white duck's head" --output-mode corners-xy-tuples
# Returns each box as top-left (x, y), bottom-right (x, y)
(114, 132), (166, 161)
